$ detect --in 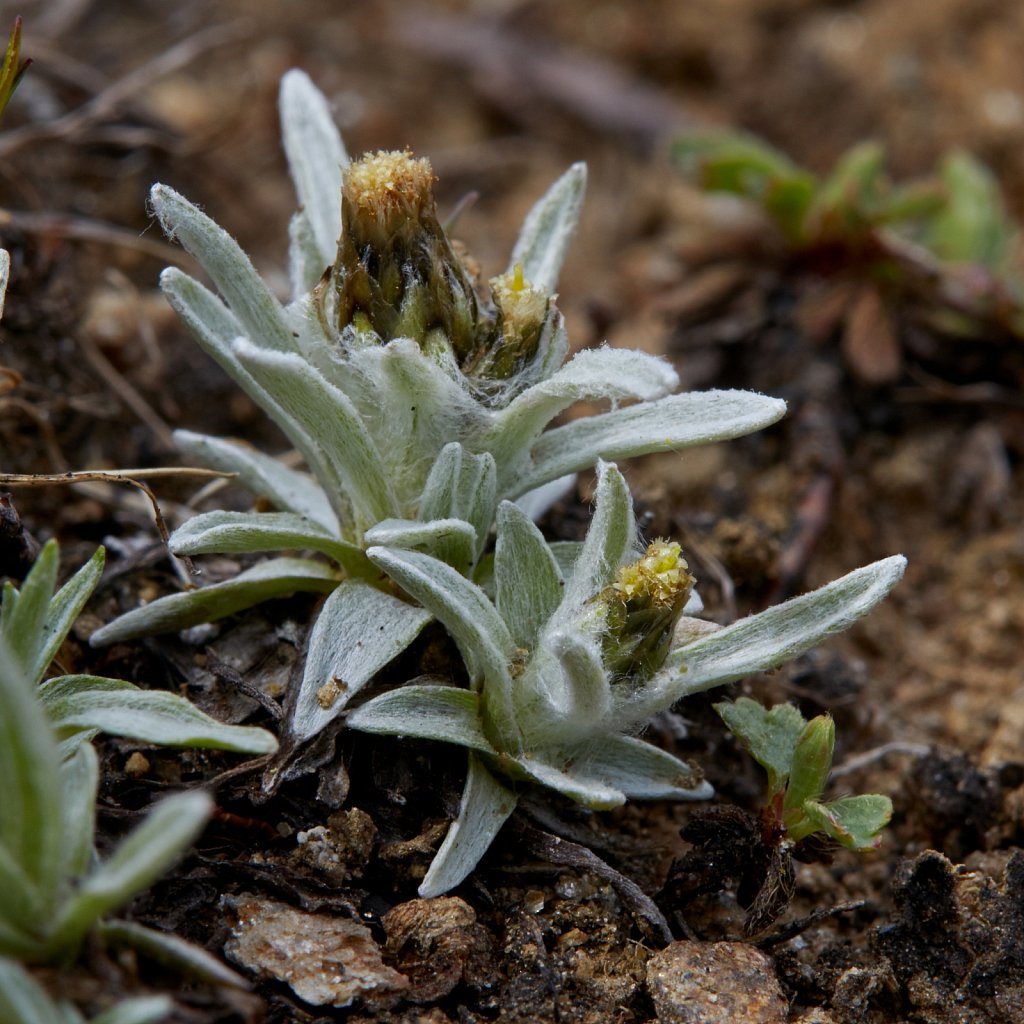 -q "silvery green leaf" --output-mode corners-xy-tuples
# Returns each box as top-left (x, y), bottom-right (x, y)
(50, 790), (212, 954)
(174, 430), (337, 531)
(0, 843), (43, 944)
(546, 630), (610, 732)
(367, 545), (512, 688)
(161, 272), (342, 511)
(514, 472), (576, 523)
(485, 347), (678, 468)
(651, 555), (907, 706)
(513, 753), (625, 810)
(150, 185), (296, 353)
(548, 540), (583, 578)
(234, 342), (396, 529)
(279, 68), (347, 267)
(39, 676), (279, 754)
(551, 462), (633, 625)
(90, 558), (338, 646)
(170, 510), (367, 576)
(418, 443), (497, 560)
(568, 736), (712, 801)
(97, 919), (247, 989)
(59, 742), (98, 880)
(0, 247), (9, 320)
(364, 518), (477, 576)
(291, 580), (432, 742)
(90, 996), (175, 1024)
(494, 502), (562, 650)
(35, 547), (105, 686)
(419, 753), (517, 898)
(0, 958), (71, 1024)
(0, 638), (64, 916)
(516, 390), (788, 495)
(508, 162), (586, 293)
(366, 545), (518, 746)
(347, 685), (496, 755)
(287, 210), (326, 297)
(359, 340), (484, 508)
(2, 538), (58, 677)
